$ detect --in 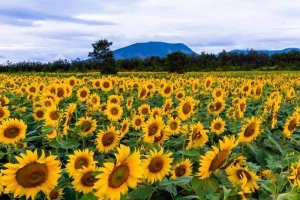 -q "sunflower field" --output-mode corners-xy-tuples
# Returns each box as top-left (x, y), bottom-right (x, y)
(0, 71), (300, 200)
